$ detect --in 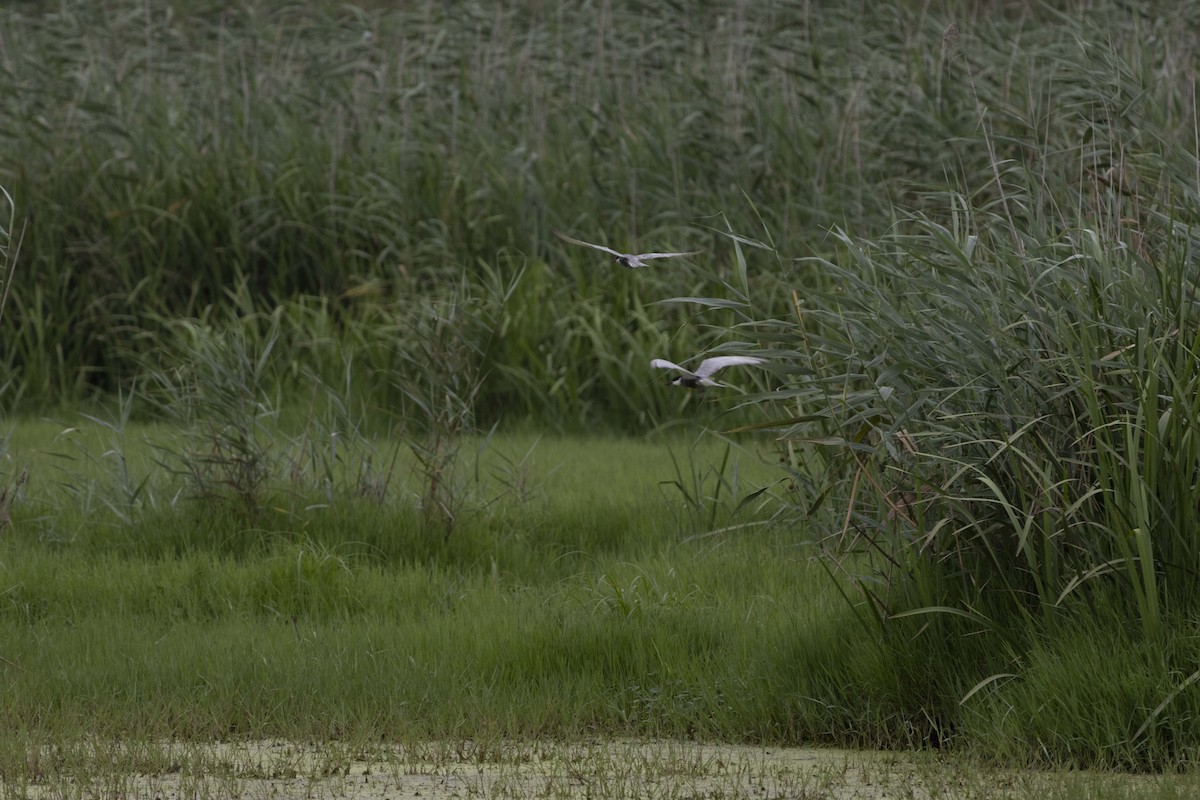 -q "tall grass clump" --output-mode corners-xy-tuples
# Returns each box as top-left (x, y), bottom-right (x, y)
(688, 3), (1200, 766)
(388, 285), (488, 539)
(767, 209), (1196, 614)
(137, 309), (285, 515)
(736, 206), (1200, 764)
